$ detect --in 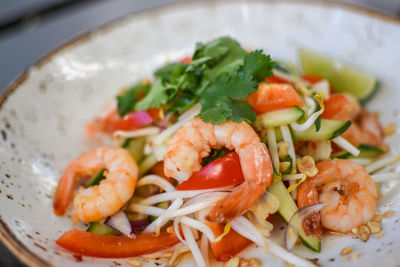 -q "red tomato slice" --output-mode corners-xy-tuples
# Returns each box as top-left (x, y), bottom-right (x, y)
(109, 109), (158, 132)
(56, 229), (179, 258)
(247, 82), (304, 114)
(176, 153), (244, 190)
